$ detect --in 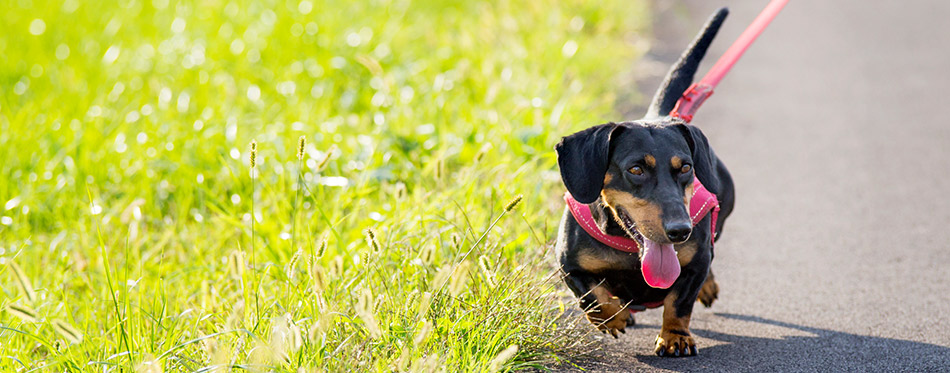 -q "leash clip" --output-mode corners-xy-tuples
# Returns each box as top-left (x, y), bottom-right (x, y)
(669, 0), (788, 123)
(670, 83), (714, 122)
